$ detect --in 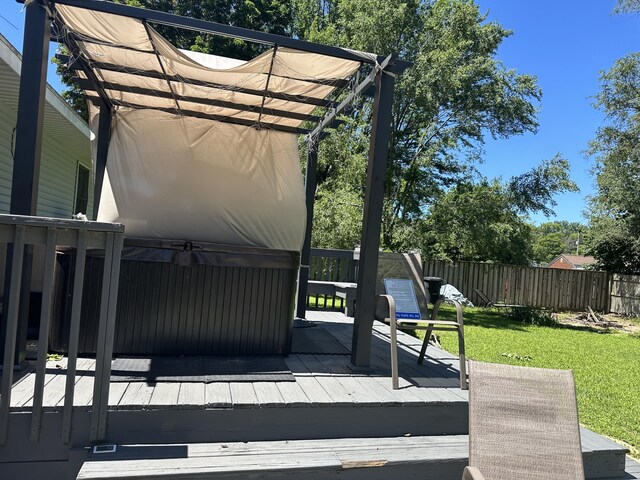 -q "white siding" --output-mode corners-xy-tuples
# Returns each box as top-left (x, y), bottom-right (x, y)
(0, 97), (93, 219)
(0, 98), (14, 212)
